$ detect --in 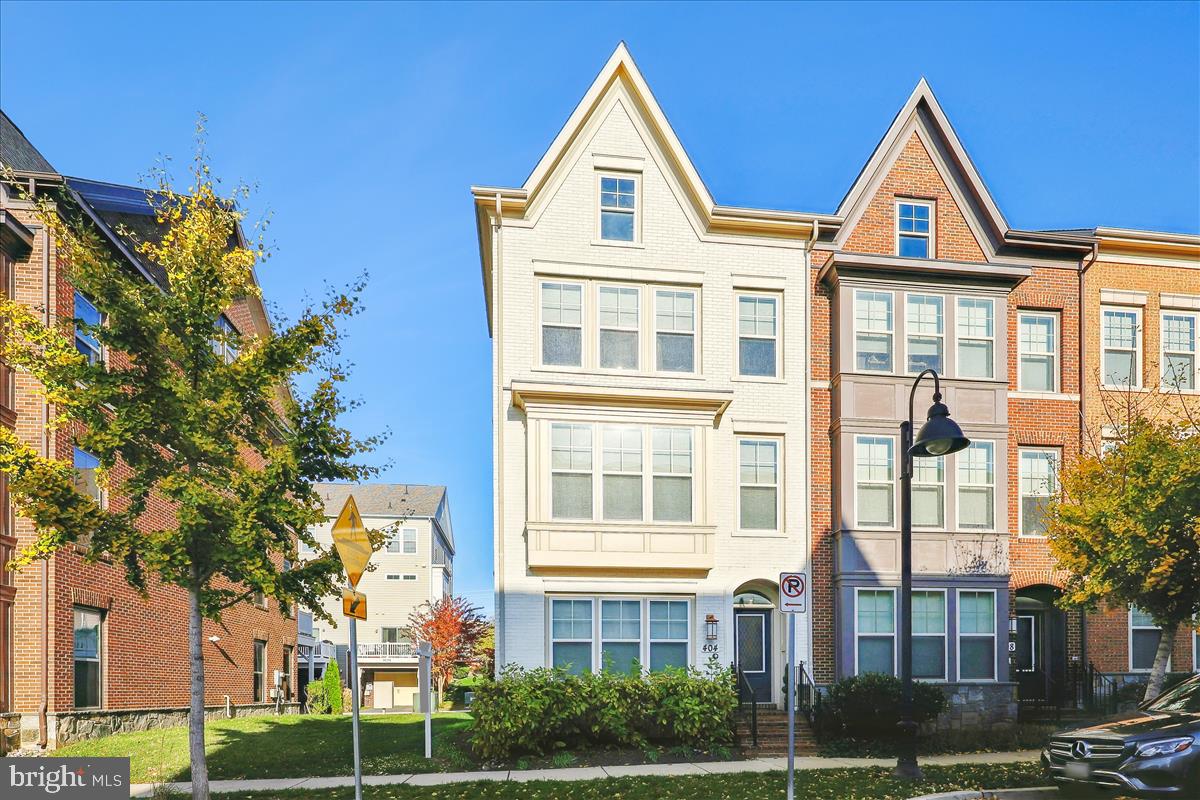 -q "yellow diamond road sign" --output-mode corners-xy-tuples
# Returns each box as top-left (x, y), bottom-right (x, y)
(331, 495), (371, 589)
